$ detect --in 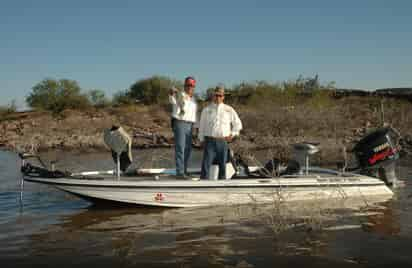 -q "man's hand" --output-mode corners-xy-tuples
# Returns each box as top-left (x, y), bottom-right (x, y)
(169, 87), (178, 95)
(225, 135), (233, 143)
